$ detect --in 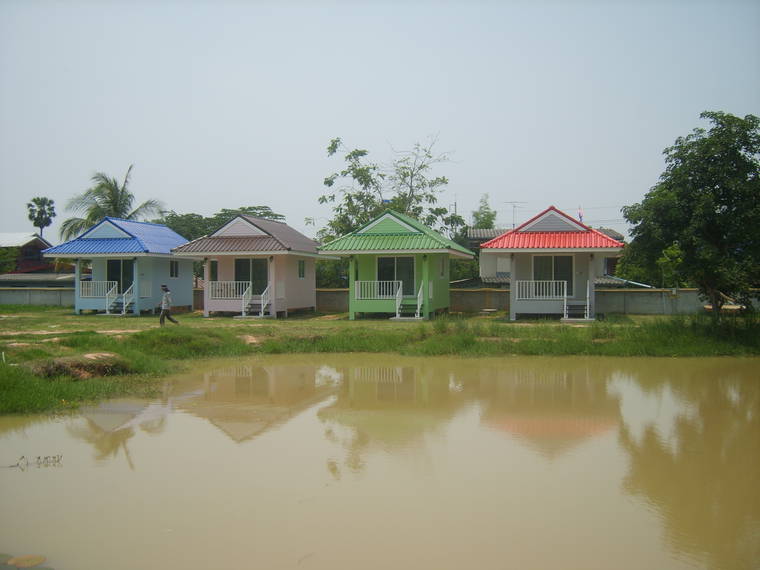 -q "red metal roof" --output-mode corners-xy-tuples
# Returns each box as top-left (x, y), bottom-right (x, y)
(481, 206), (624, 250)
